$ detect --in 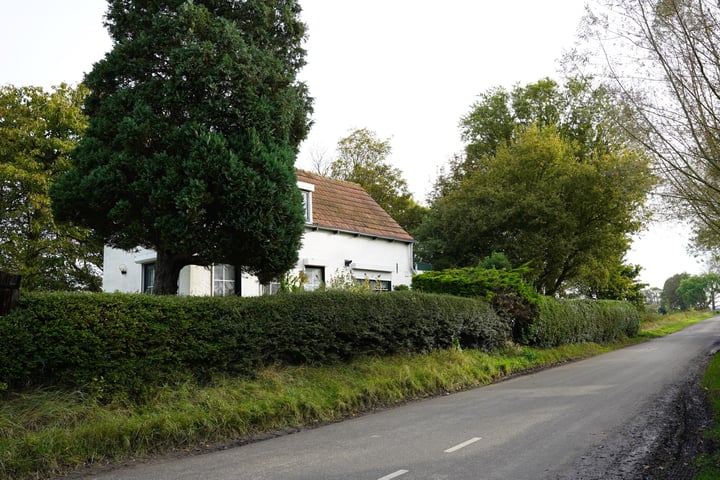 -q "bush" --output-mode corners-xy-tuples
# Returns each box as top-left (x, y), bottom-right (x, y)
(0, 290), (510, 397)
(412, 267), (540, 343)
(529, 297), (640, 347)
